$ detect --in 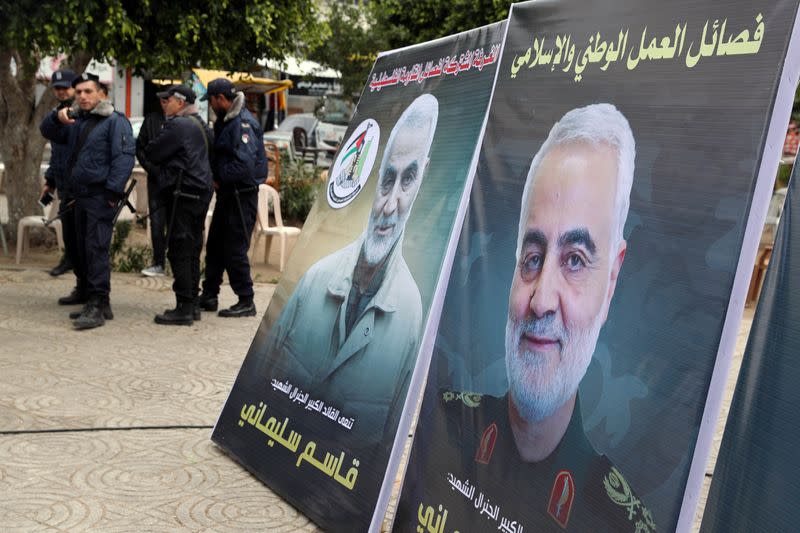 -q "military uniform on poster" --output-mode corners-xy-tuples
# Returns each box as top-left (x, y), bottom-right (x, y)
(397, 391), (654, 532)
